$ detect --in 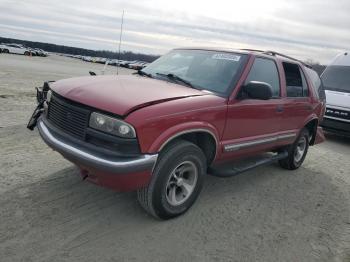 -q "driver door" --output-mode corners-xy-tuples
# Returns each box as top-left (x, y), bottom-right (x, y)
(221, 57), (284, 160)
